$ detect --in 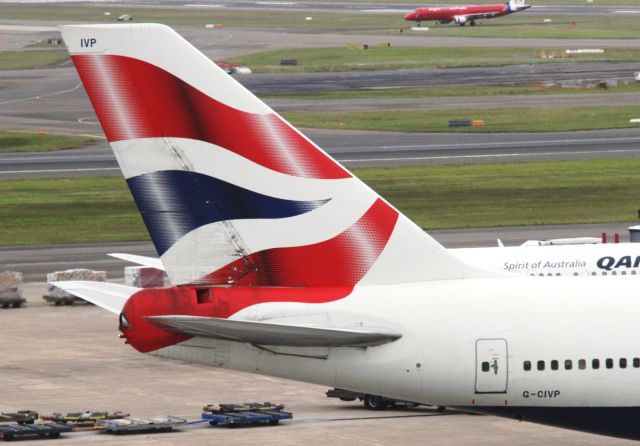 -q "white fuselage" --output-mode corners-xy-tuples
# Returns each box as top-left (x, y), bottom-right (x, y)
(452, 243), (640, 277)
(152, 274), (640, 410)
